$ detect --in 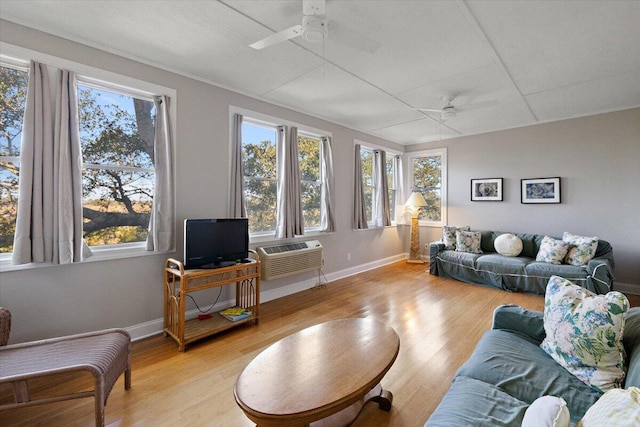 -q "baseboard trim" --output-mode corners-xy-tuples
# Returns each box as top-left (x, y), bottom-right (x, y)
(615, 281), (640, 296)
(126, 253), (407, 342)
